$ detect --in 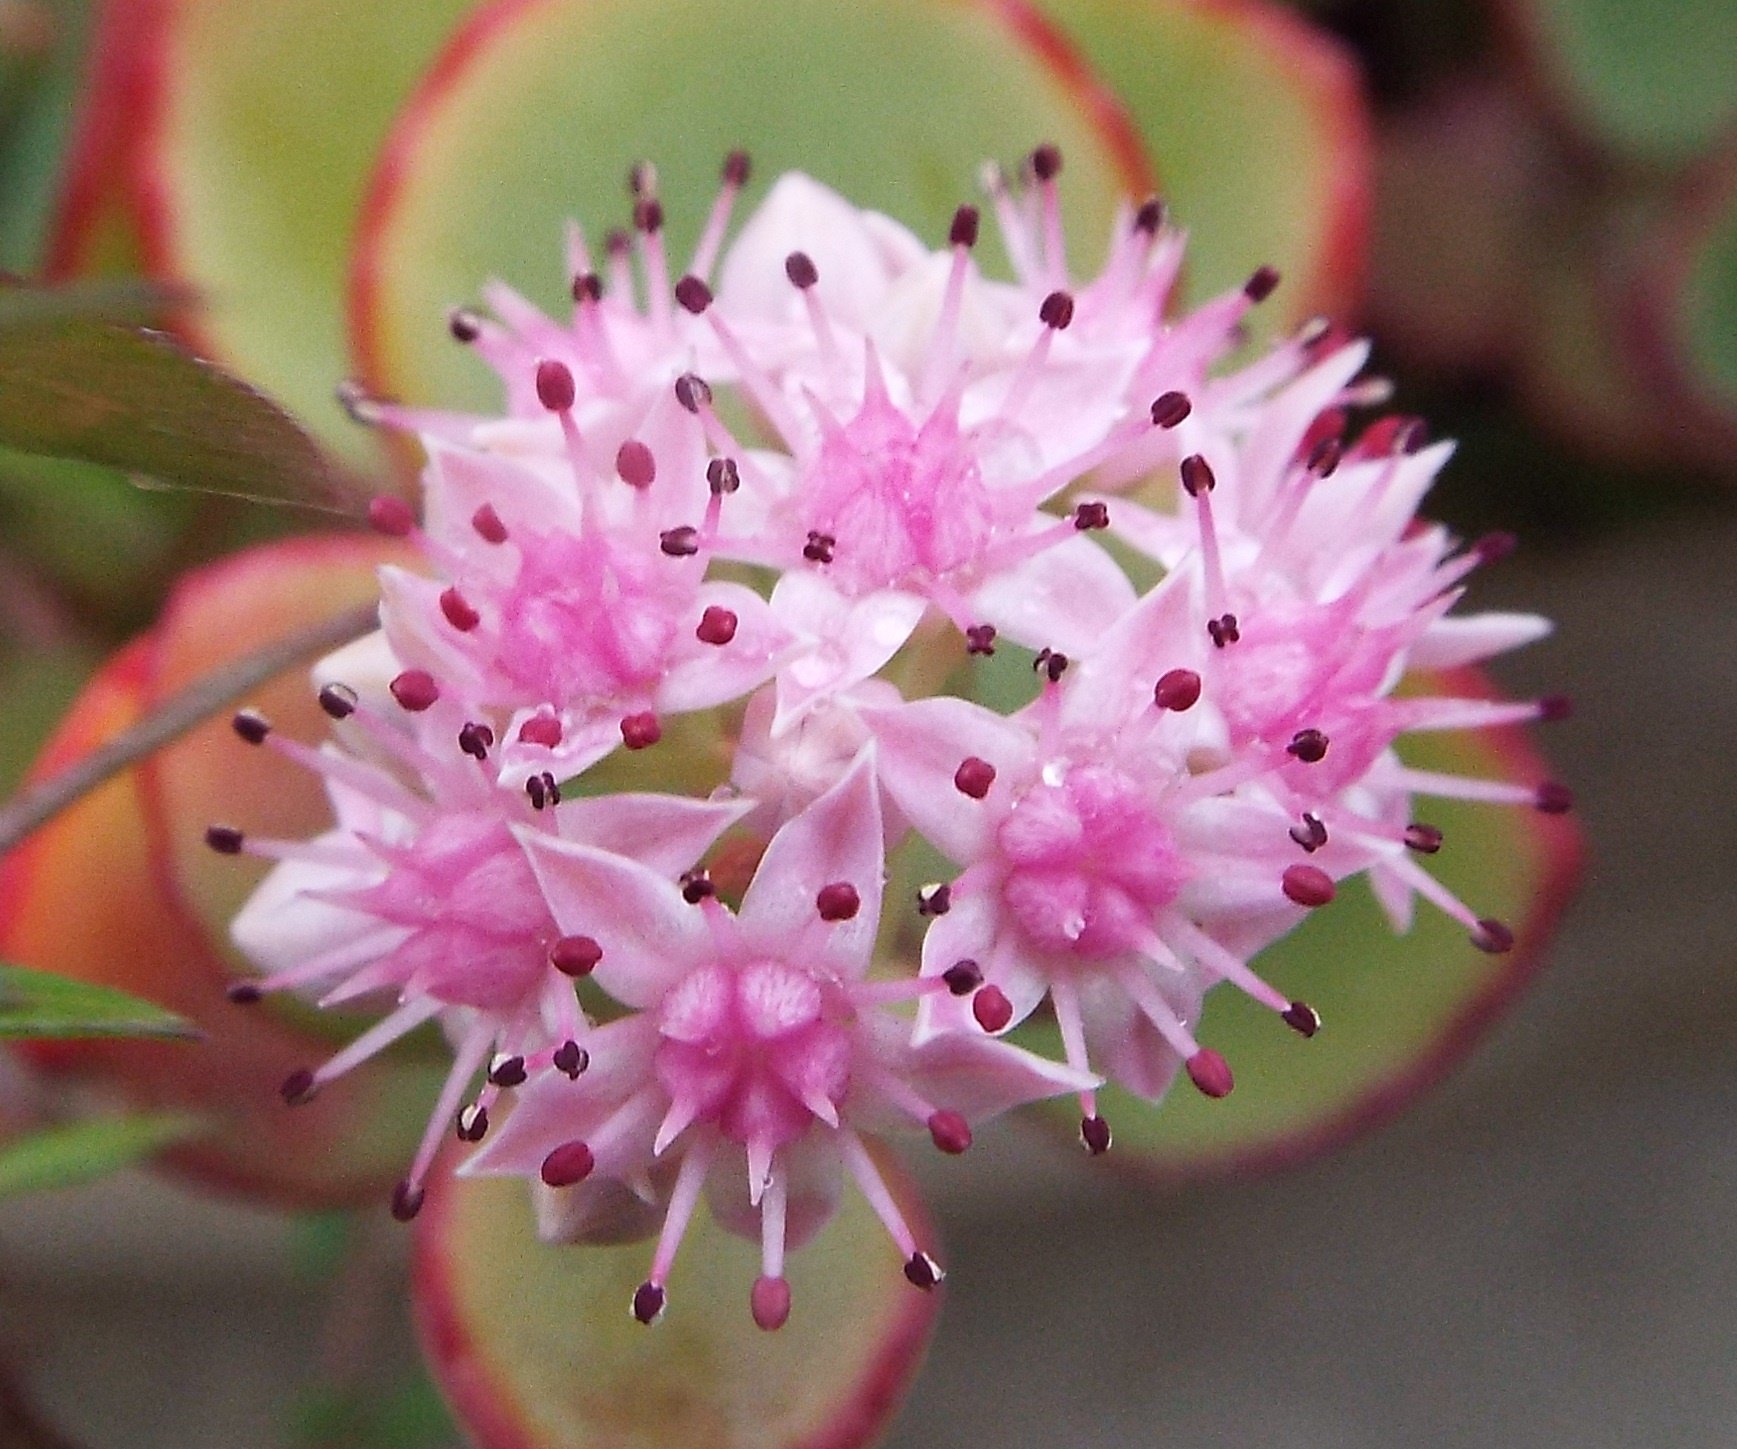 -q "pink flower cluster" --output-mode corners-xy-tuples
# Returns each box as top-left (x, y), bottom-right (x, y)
(213, 148), (1568, 1328)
